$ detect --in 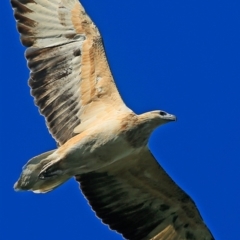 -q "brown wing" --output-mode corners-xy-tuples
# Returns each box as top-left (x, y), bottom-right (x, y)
(76, 148), (214, 240)
(11, 0), (128, 145)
